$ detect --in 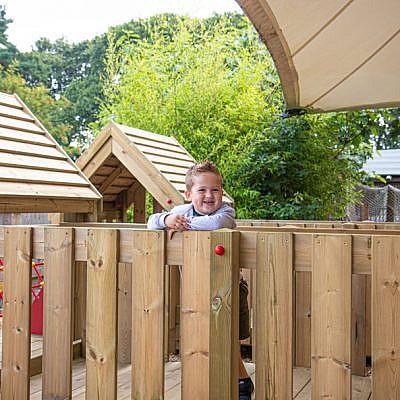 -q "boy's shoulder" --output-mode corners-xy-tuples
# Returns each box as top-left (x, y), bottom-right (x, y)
(170, 203), (193, 215)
